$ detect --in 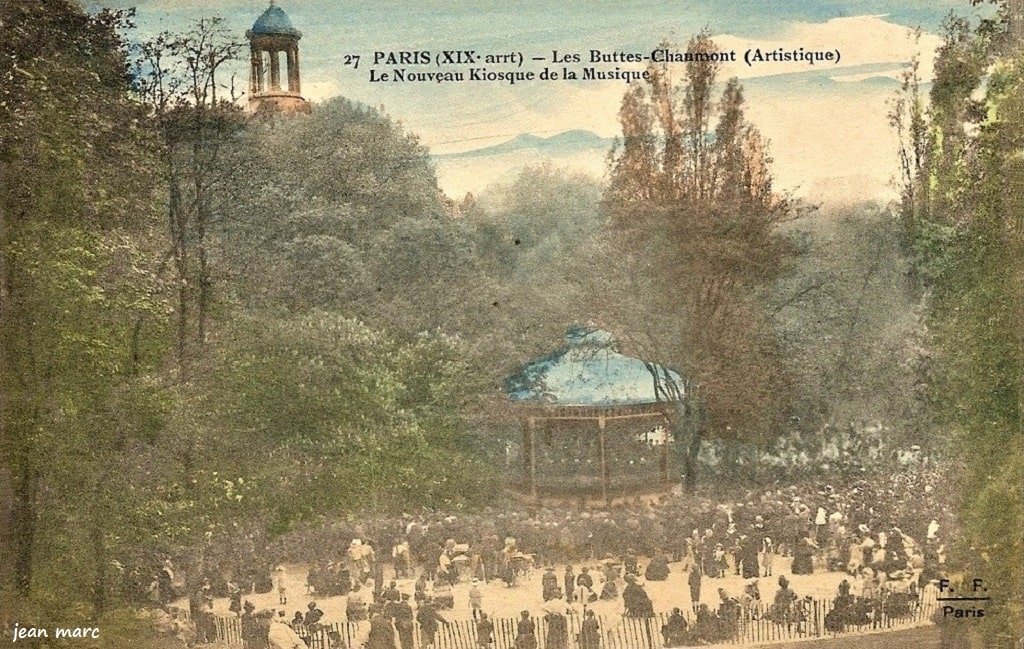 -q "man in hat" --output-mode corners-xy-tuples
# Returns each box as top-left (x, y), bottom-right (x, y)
(542, 566), (560, 601)
(515, 610), (537, 649)
(475, 611), (495, 649)
(416, 597), (449, 649)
